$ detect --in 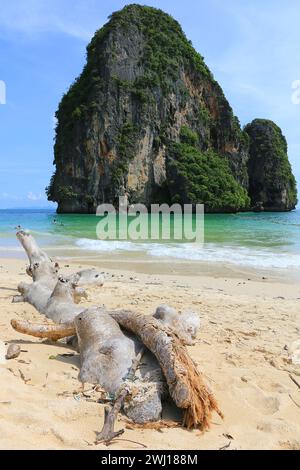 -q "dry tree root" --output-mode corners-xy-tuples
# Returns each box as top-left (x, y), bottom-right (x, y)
(11, 309), (223, 431)
(174, 339), (223, 430)
(11, 319), (75, 342)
